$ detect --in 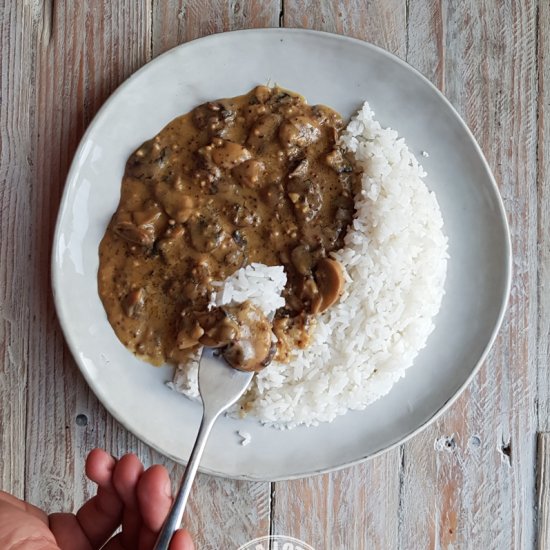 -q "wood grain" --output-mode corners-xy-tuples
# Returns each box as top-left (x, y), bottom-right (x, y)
(0, 0), (36, 501)
(24, 0), (153, 513)
(283, 0), (407, 59)
(0, 0), (547, 548)
(537, 433), (550, 549)
(400, 1), (539, 548)
(152, 0), (281, 56)
(537, 0), (550, 435)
